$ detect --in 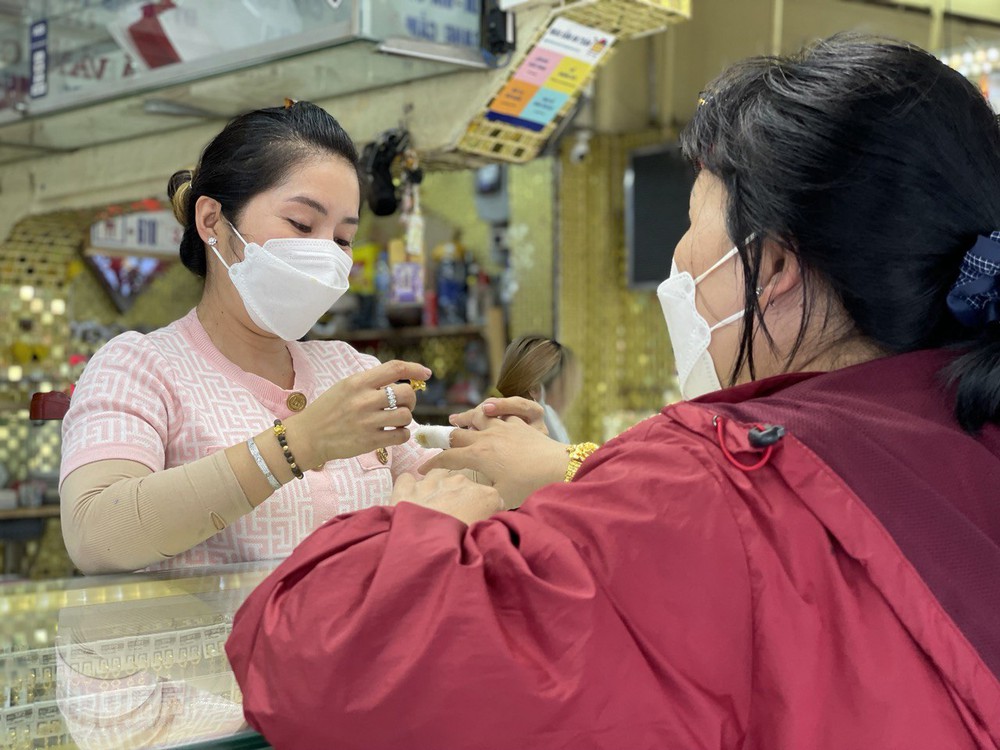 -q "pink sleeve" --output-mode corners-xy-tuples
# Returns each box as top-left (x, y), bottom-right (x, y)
(349, 349), (439, 479)
(60, 333), (175, 486)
